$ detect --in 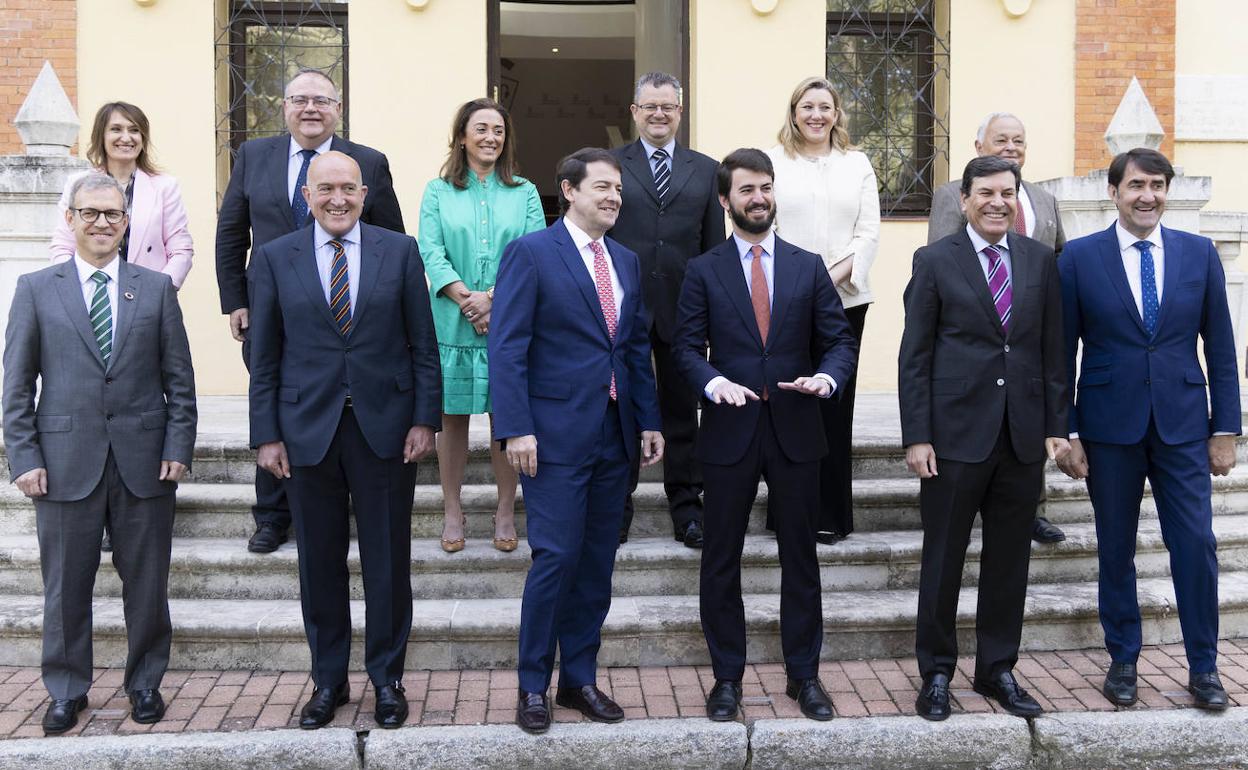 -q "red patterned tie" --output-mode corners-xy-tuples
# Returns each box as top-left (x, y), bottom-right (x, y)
(1013, 199), (1027, 236)
(750, 244), (770, 399)
(589, 240), (618, 400)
